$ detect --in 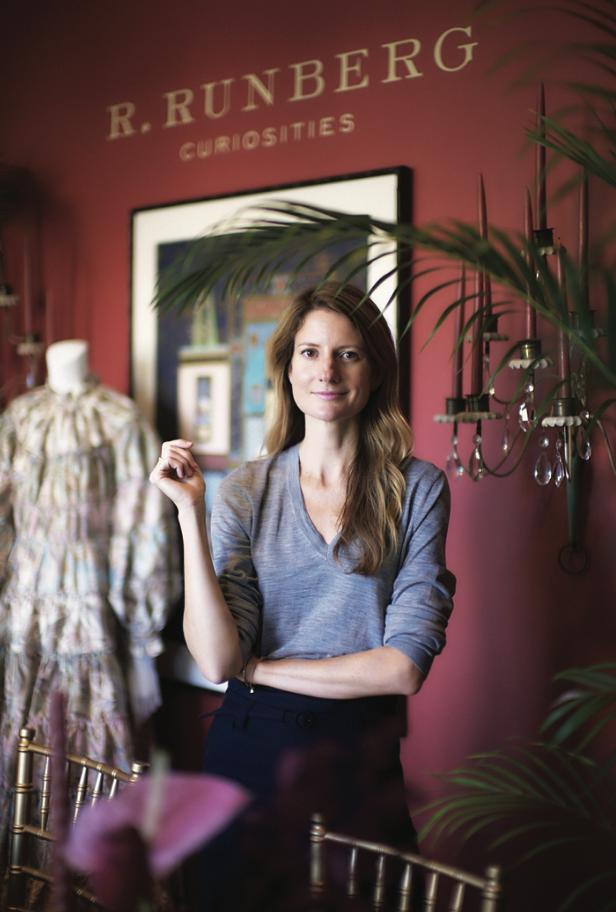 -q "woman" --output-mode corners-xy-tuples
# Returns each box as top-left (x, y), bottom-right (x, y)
(150, 282), (455, 904)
